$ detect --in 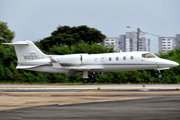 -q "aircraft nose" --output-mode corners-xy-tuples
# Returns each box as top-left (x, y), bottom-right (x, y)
(172, 61), (179, 67)
(167, 60), (179, 67)
(157, 59), (179, 68)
